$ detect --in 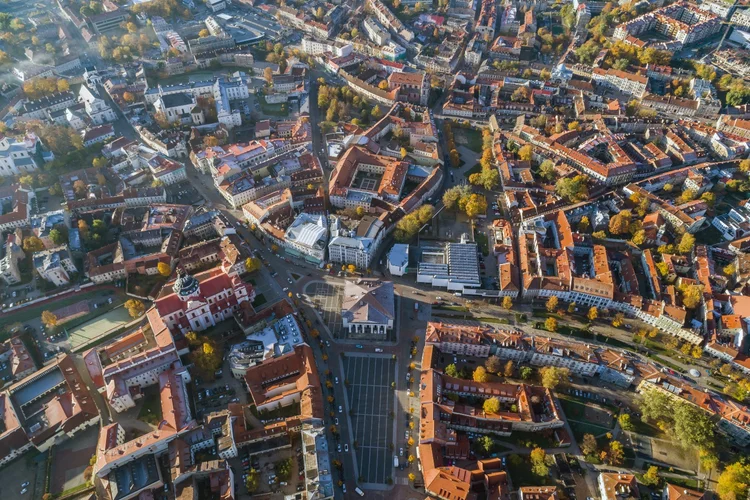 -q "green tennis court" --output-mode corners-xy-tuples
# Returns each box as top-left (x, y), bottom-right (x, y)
(66, 306), (134, 351)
